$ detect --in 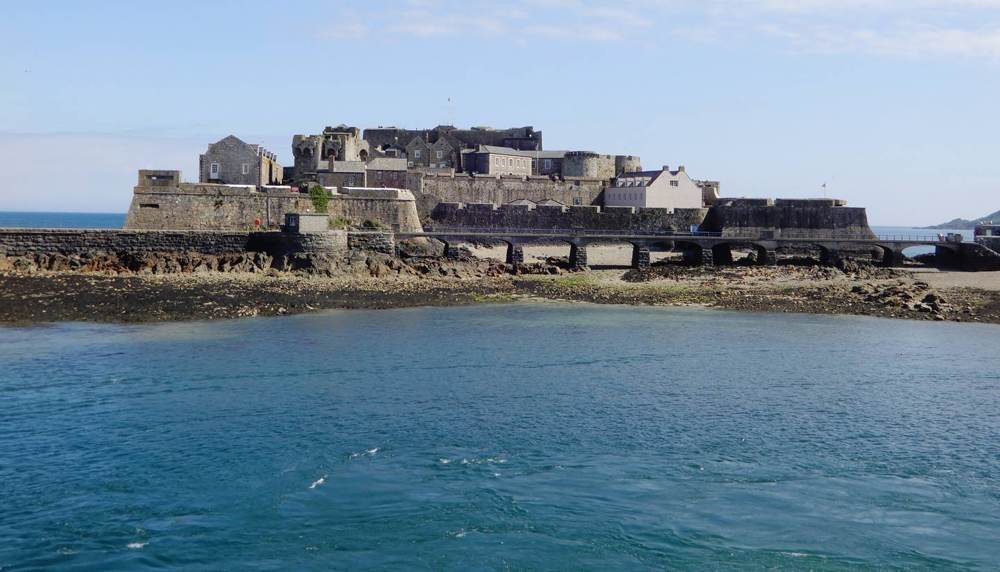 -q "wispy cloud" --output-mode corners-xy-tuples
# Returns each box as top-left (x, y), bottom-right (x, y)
(316, 0), (1000, 58)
